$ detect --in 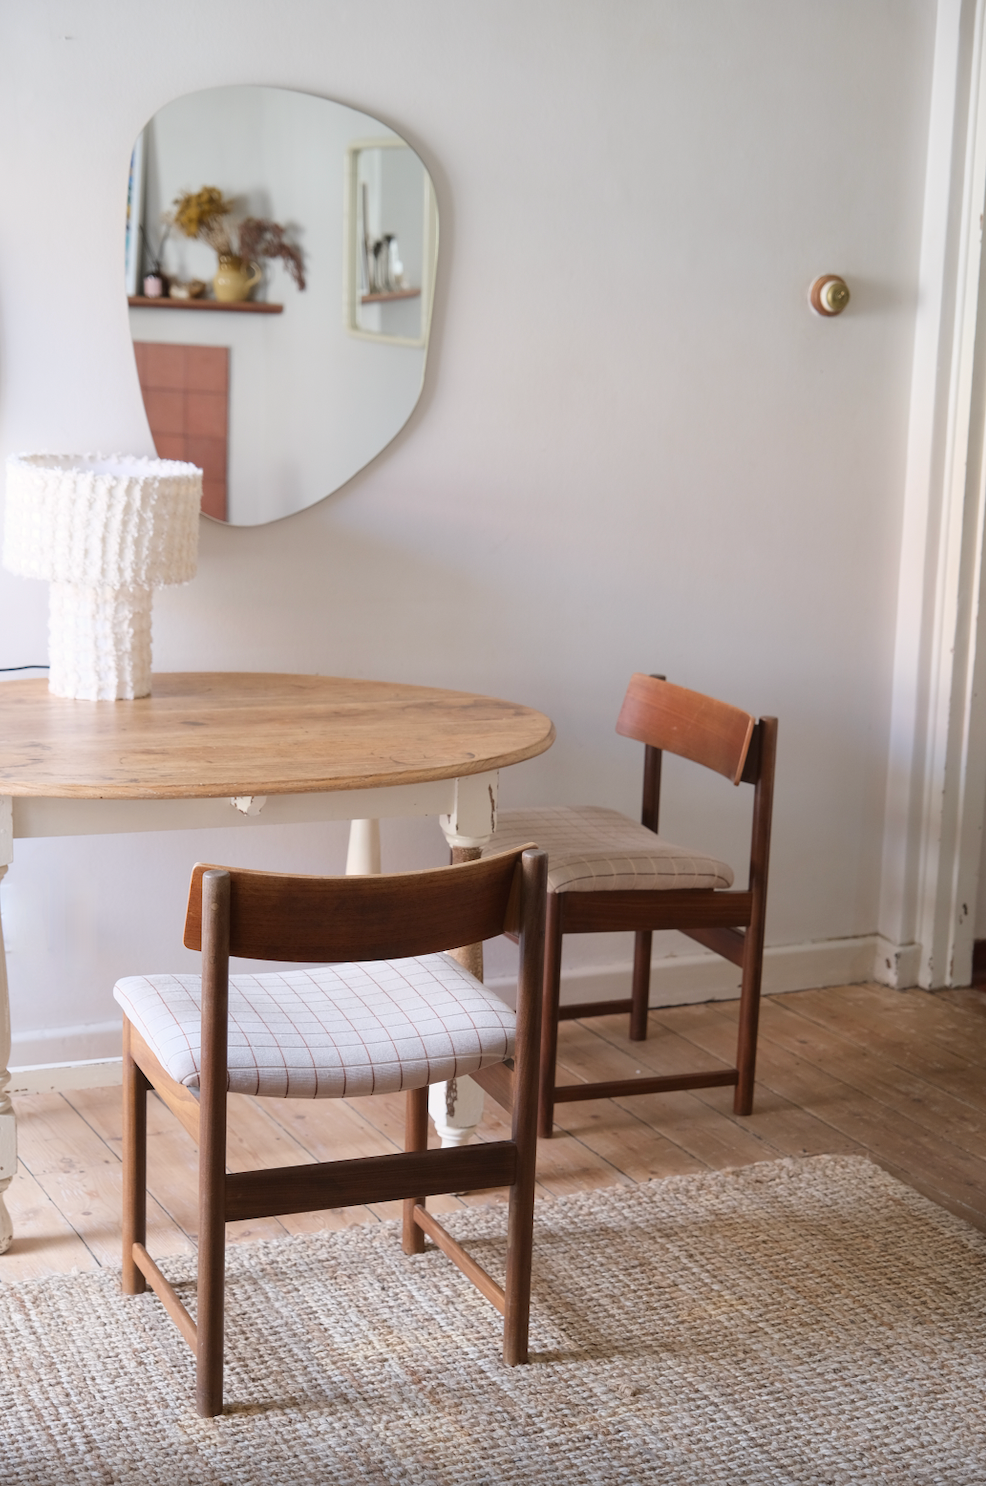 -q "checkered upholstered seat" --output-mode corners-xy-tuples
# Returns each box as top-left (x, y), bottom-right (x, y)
(113, 952), (514, 1100)
(483, 805), (734, 893)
